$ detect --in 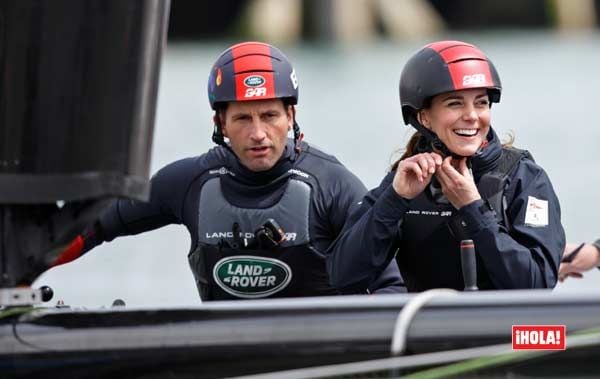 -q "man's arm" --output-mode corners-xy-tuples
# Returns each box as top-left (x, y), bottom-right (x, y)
(50, 158), (197, 267)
